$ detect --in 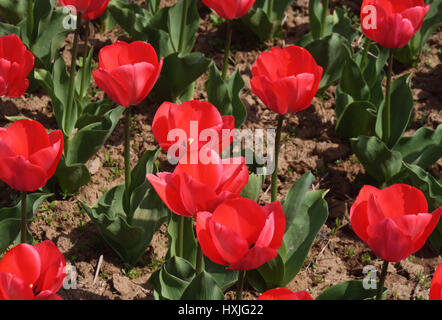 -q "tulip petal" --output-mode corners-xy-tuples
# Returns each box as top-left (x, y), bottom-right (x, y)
(217, 157), (249, 194)
(0, 155), (48, 191)
(430, 262), (442, 300)
(0, 244), (41, 287)
(33, 241), (66, 293)
(261, 201), (285, 250)
(34, 290), (64, 300)
(376, 184), (428, 218)
(7, 119), (51, 158)
(0, 272), (35, 300)
(229, 246), (277, 270)
(258, 288), (313, 300)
